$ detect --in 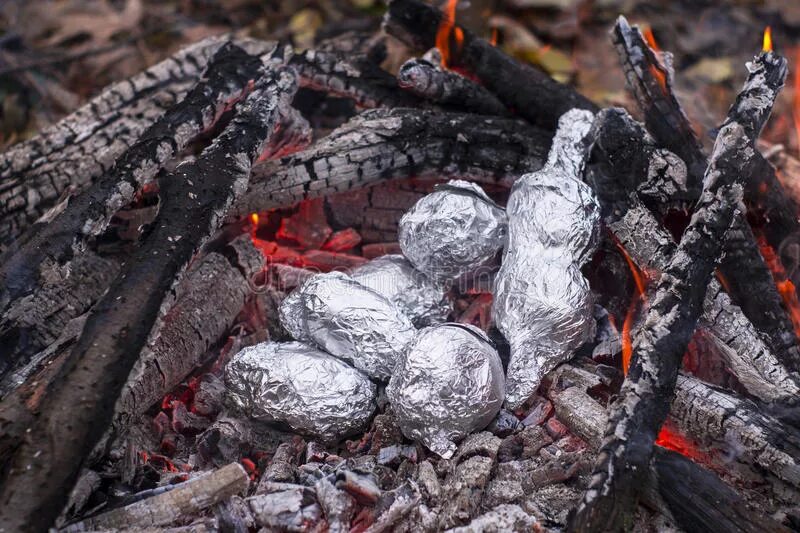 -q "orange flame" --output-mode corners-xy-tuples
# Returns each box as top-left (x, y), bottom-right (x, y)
(489, 27), (498, 47)
(640, 26), (668, 93)
(642, 26), (661, 53)
(757, 233), (800, 339)
(436, 0), (462, 68)
(614, 239), (648, 374)
(250, 213), (260, 227)
(763, 26), (773, 53)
